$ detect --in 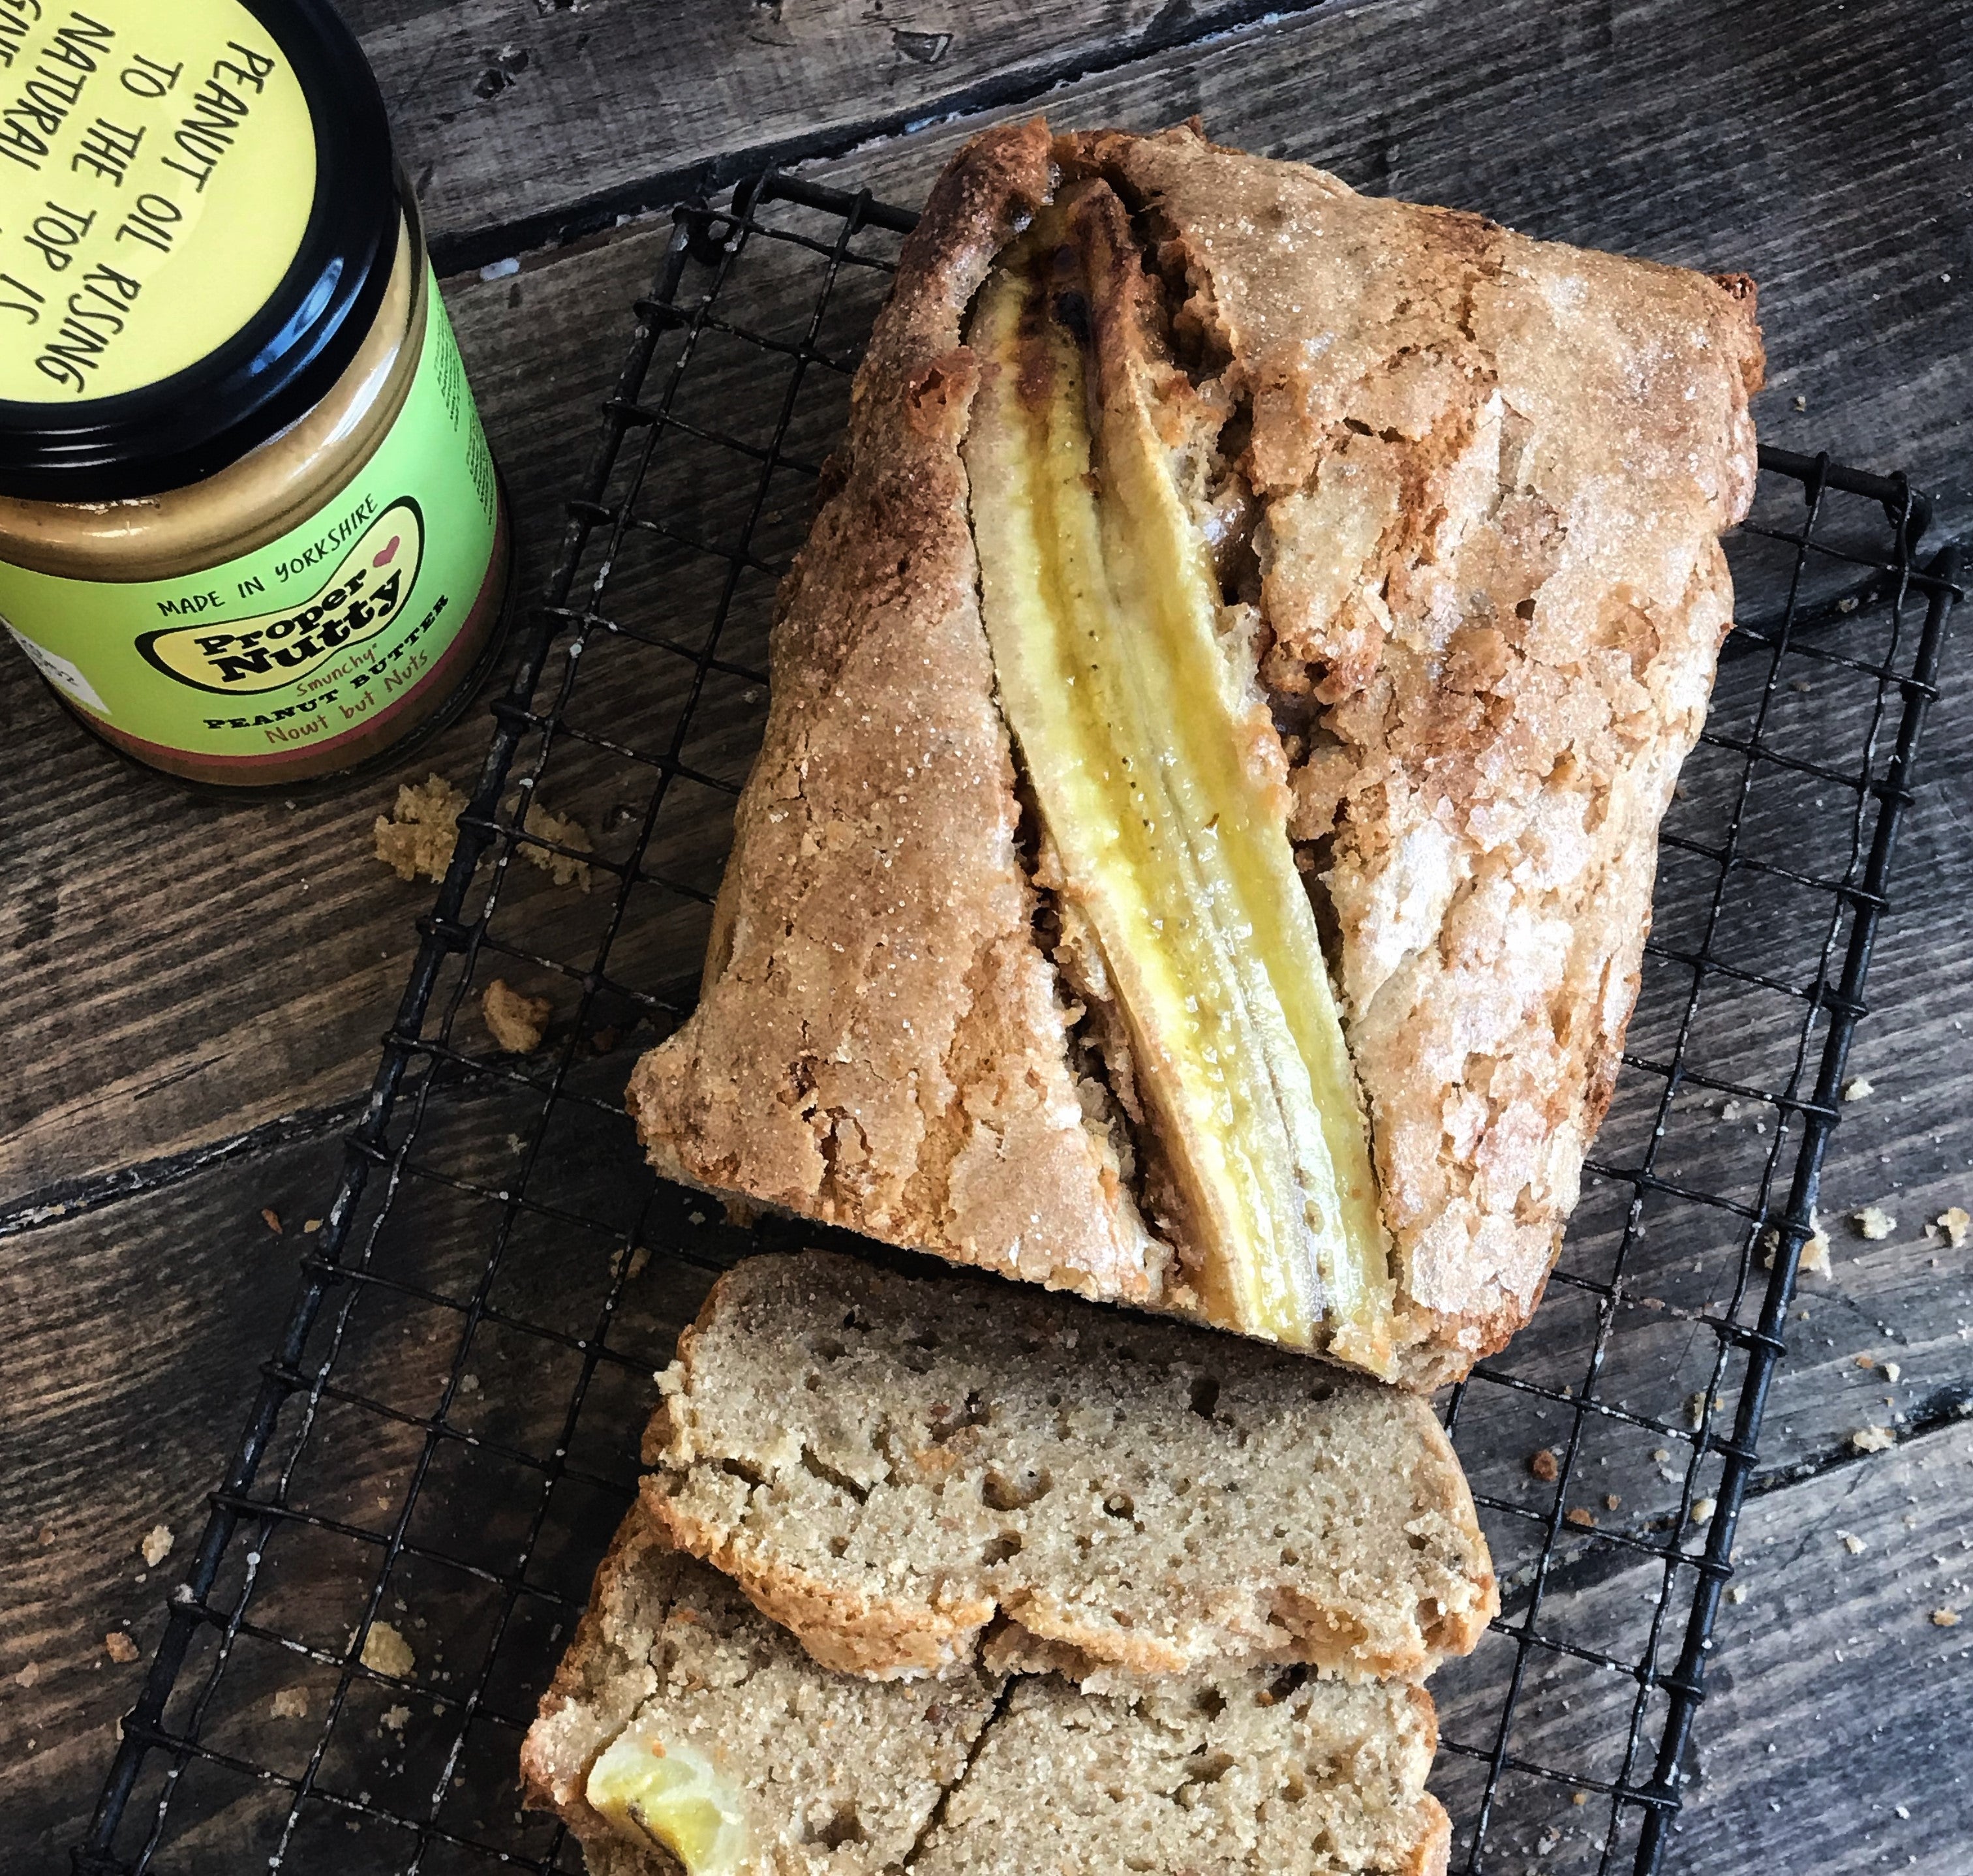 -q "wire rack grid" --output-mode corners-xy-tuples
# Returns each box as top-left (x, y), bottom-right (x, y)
(74, 172), (1961, 1876)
